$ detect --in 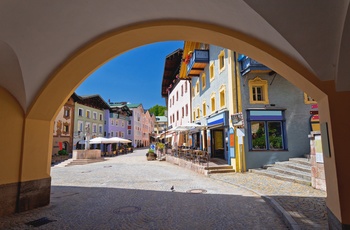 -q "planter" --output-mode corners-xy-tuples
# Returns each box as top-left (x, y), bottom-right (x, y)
(146, 152), (157, 161)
